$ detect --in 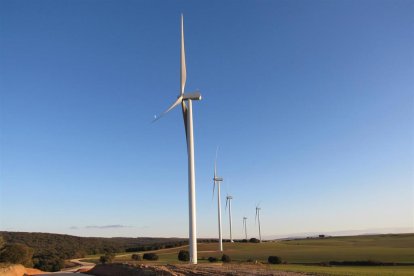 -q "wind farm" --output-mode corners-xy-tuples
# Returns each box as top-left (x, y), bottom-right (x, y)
(1, 1), (413, 276)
